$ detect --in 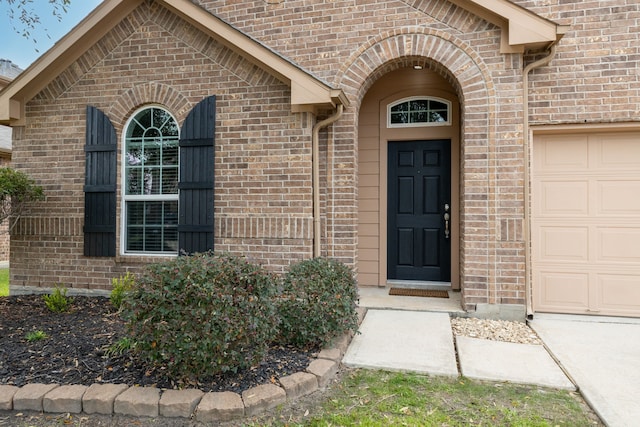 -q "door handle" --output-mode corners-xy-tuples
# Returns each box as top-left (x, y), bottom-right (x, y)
(444, 203), (450, 239)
